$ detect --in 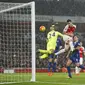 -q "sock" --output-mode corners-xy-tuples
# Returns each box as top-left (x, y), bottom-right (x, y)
(75, 66), (79, 74)
(79, 65), (85, 69)
(78, 68), (81, 73)
(69, 41), (74, 51)
(52, 62), (56, 72)
(55, 49), (65, 56)
(48, 62), (52, 72)
(67, 66), (72, 78)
